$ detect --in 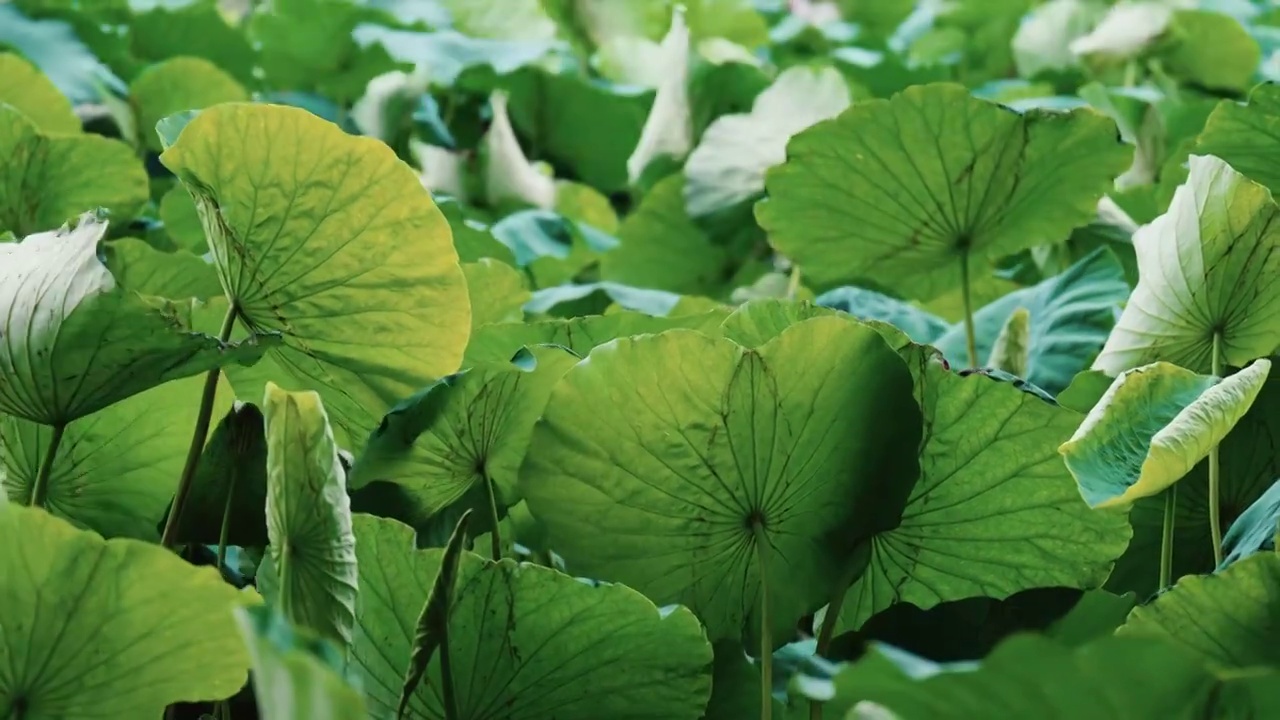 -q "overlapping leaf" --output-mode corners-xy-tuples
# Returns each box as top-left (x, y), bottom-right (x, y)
(758, 82), (1131, 298)
(159, 102), (471, 446)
